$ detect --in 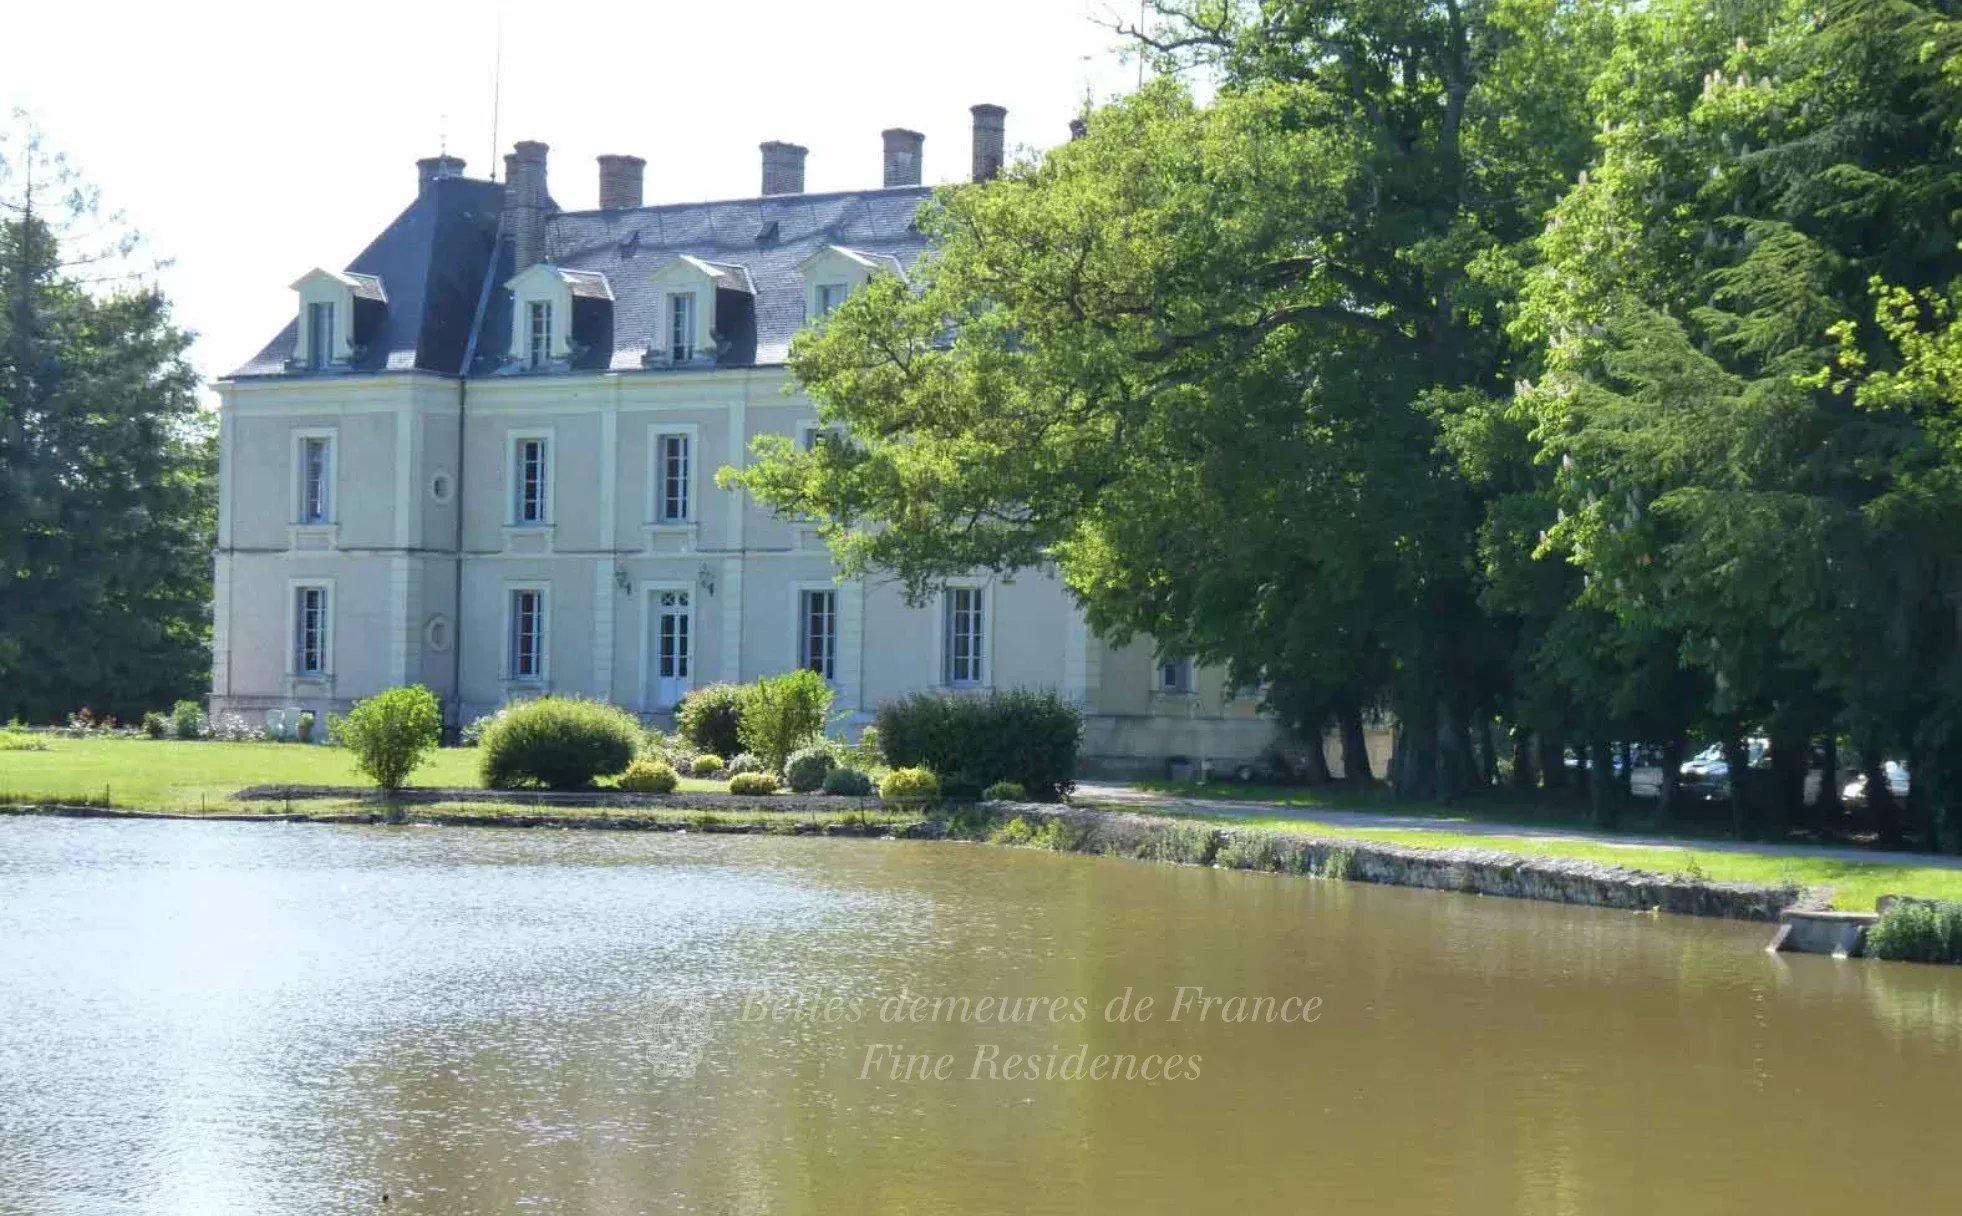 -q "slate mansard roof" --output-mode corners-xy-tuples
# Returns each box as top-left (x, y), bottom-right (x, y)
(230, 176), (935, 379)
